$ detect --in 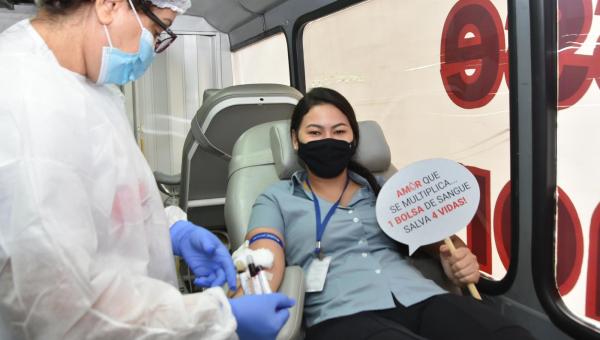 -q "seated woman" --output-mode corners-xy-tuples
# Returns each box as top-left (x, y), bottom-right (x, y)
(245, 87), (535, 340)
